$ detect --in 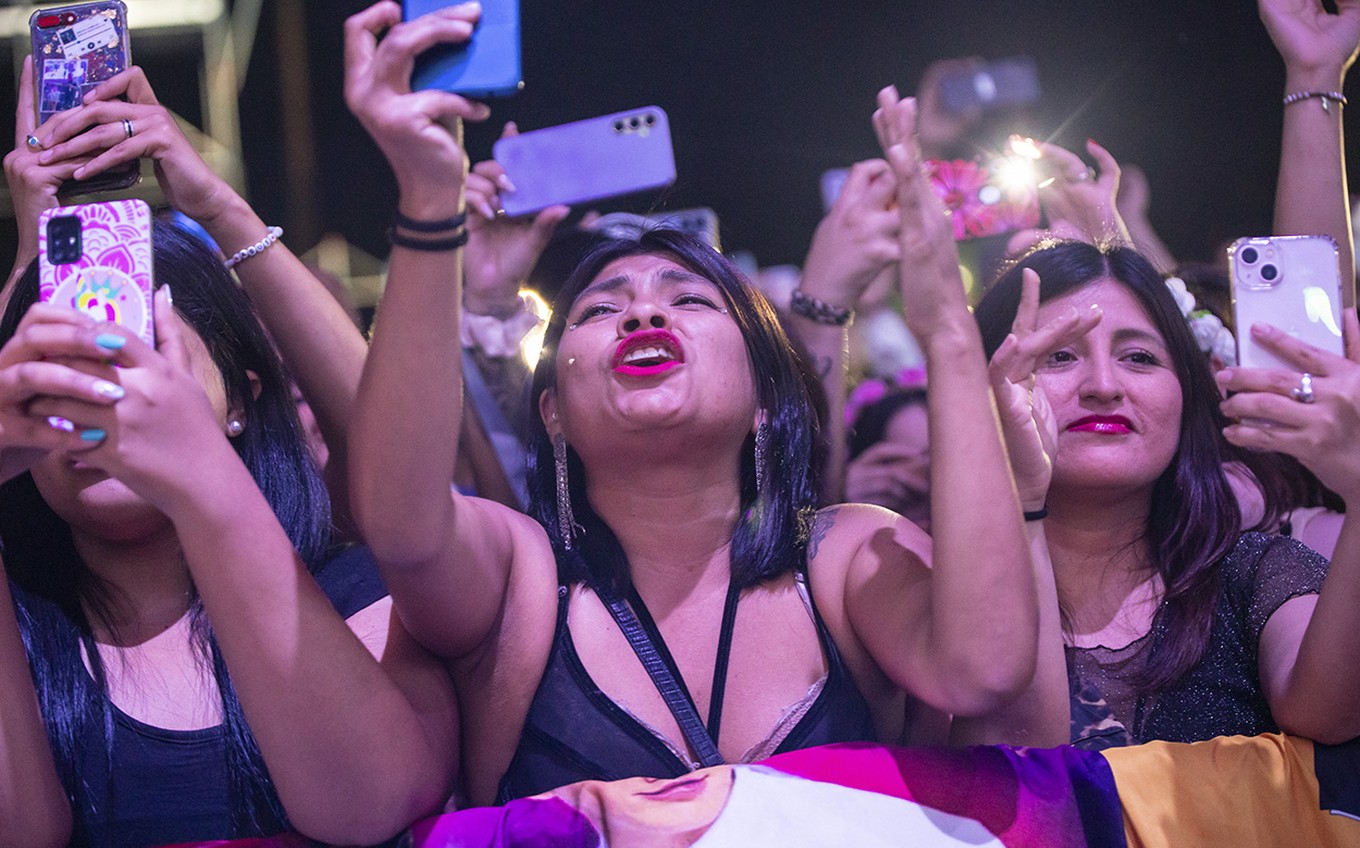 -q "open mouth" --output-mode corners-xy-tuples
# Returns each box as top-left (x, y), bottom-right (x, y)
(613, 329), (684, 375)
(1066, 415), (1134, 435)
